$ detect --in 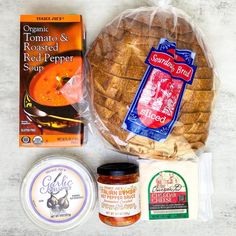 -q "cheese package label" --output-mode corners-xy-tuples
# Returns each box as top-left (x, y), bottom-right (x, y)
(139, 159), (199, 220)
